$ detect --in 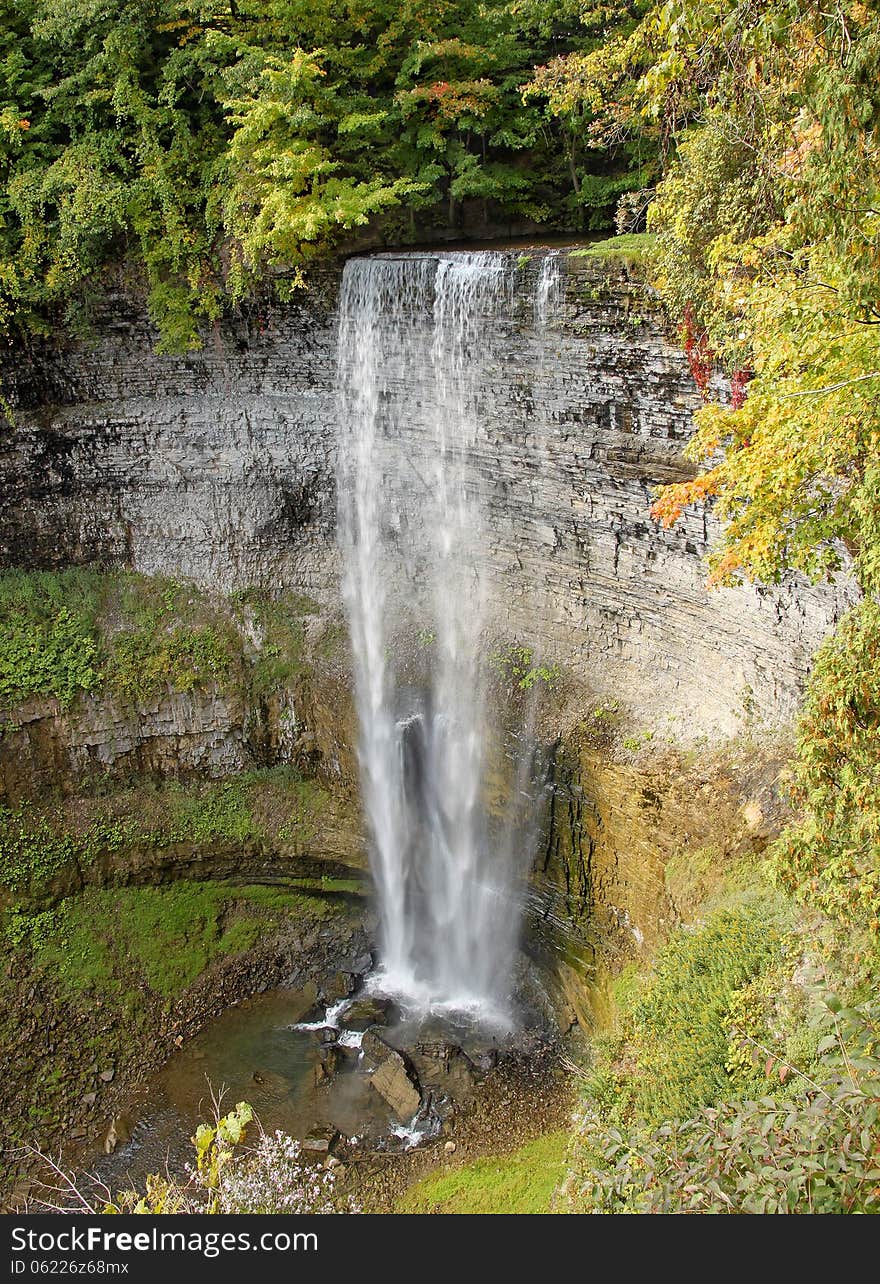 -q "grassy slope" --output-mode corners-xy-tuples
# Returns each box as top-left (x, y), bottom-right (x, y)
(397, 1131), (568, 1215)
(571, 232), (657, 269)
